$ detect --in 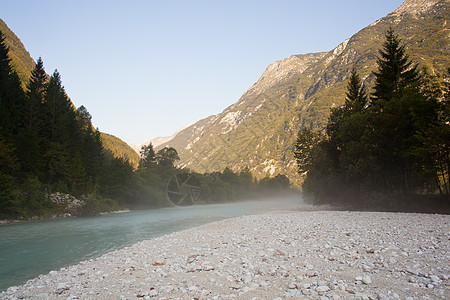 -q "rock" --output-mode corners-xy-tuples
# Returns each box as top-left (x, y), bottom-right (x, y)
(362, 264), (371, 272)
(316, 286), (330, 293)
(439, 274), (449, 280)
(429, 275), (440, 283)
(362, 275), (372, 284)
(287, 283), (297, 289)
(301, 289), (311, 295)
(188, 285), (199, 292)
